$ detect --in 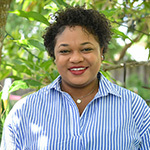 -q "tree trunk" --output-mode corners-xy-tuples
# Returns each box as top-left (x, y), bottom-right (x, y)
(0, 0), (12, 65)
